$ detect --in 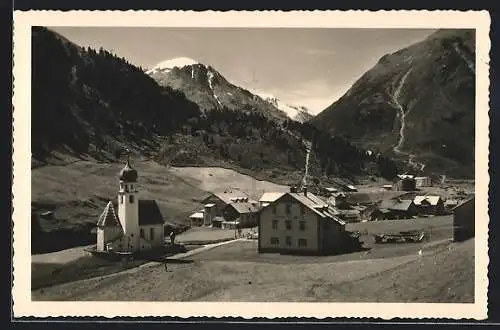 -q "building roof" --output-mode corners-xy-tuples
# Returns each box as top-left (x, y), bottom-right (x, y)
(204, 203), (216, 208)
(204, 190), (250, 204)
(397, 174), (414, 179)
(414, 195), (442, 206)
(226, 202), (260, 214)
(379, 199), (414, 212)
(259, 192), (285, 203)
(189, 211), (205, 219)
(275, 192), (345, 226)
(97, 201), (122, 228)
(138, 200), (165, 226)
(452, 196), (475, 211)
